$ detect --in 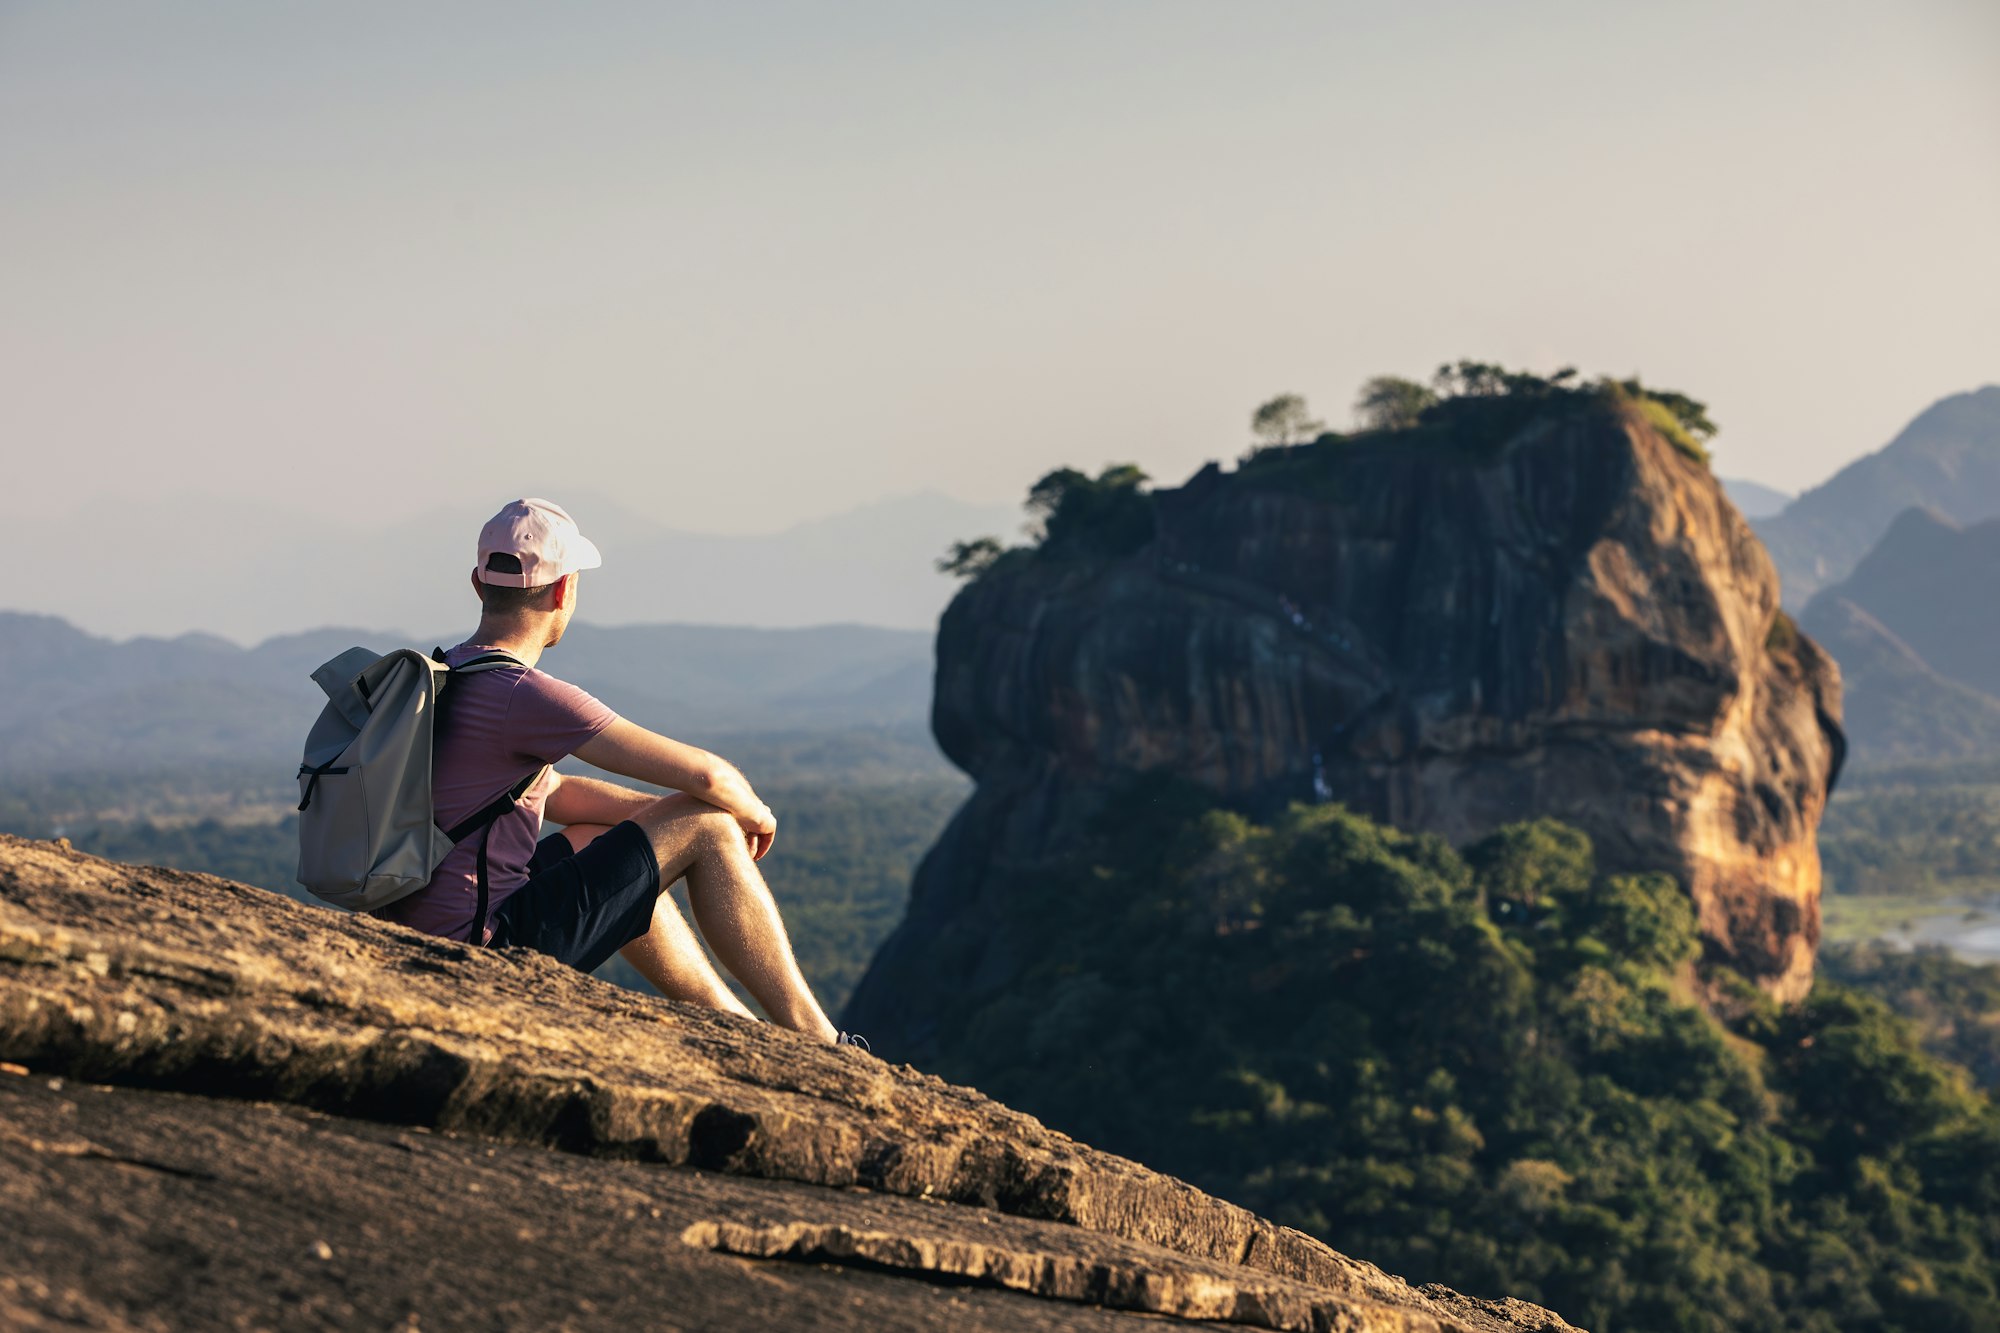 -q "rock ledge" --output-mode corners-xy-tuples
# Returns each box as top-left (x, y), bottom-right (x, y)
(0, 834), (1578, 1332)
